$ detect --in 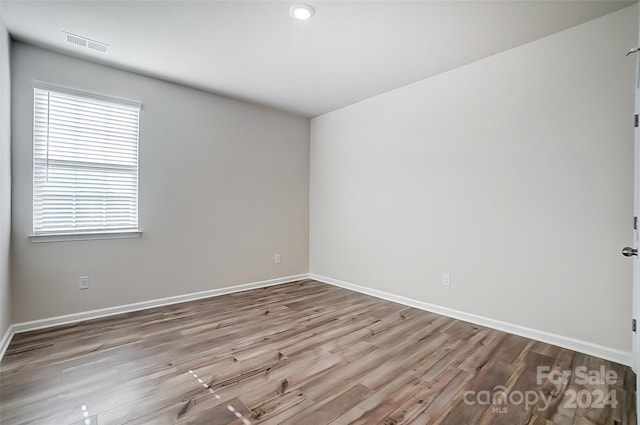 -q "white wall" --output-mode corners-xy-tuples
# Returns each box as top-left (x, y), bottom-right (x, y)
(310, 6), (637, 352)
(0, 10), (12, 339)
(11, 43), (309, 323)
